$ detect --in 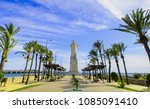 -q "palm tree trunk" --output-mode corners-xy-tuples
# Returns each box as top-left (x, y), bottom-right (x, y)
(121, 55), (129, 84)
(0, 57), (6, 73)
(99, 50), (104, 64)
(50, 69), (53, 78)
(102, 45), (108, 79)
(143, 43), (150, 62)
(0, 51), (7, 73)
(108, 61), (111, 83)
(22, 57), (29, 83)
(34, 53), (38, 80)
(25, 52), (35, 85)
(37, 56), (42, 81)
(98, 50), (105, 81)
(115, 59), (123, 82)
